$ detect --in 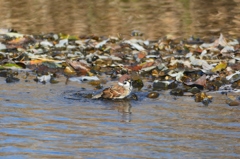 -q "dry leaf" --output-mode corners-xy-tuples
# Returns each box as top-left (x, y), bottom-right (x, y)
(211, 61), (227, 73)
(185, 74), (206, 87)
